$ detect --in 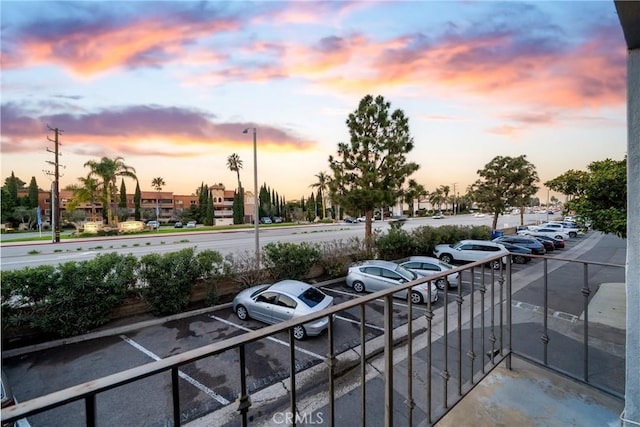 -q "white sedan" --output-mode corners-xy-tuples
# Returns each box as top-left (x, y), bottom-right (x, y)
(518, 227), (569, 240)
